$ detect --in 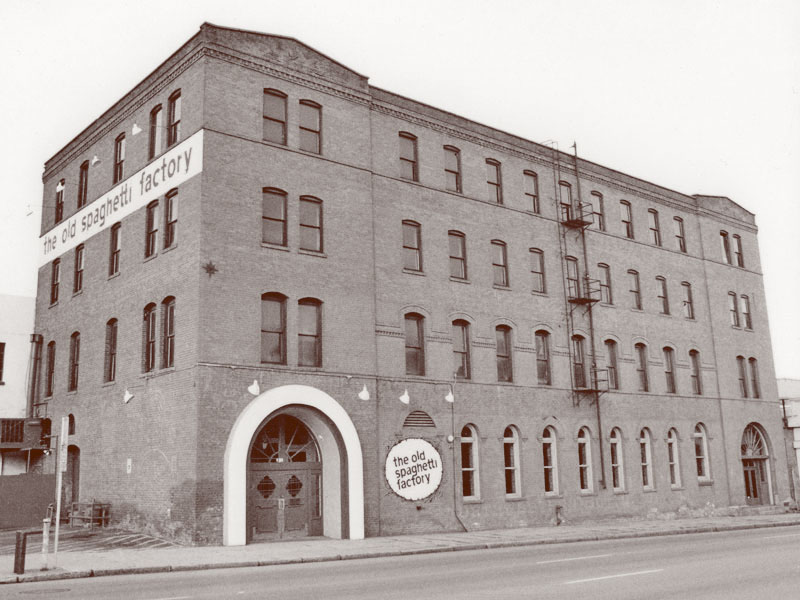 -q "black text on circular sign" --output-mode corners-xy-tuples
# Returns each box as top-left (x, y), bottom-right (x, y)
(385, 438), (443, 501)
